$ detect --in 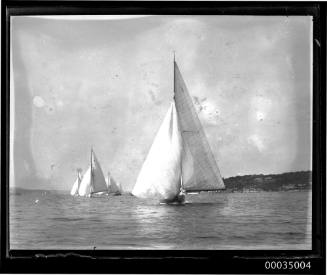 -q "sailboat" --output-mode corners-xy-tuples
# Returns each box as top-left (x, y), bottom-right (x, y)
(106, 172), (122, 196)
(132, 59), (225, 204)
(77, 148), (108, 197)
(70, 170), (82, 196)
